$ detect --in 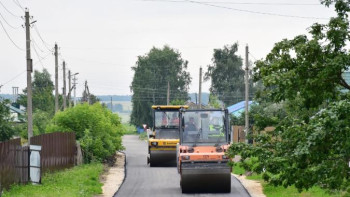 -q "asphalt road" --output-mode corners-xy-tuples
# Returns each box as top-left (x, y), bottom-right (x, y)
(115, 135), (251, 197)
